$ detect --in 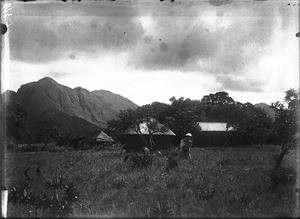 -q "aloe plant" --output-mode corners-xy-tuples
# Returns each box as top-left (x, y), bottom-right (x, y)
(147, 200), (173, 218)
(8, 167), (79, 217)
